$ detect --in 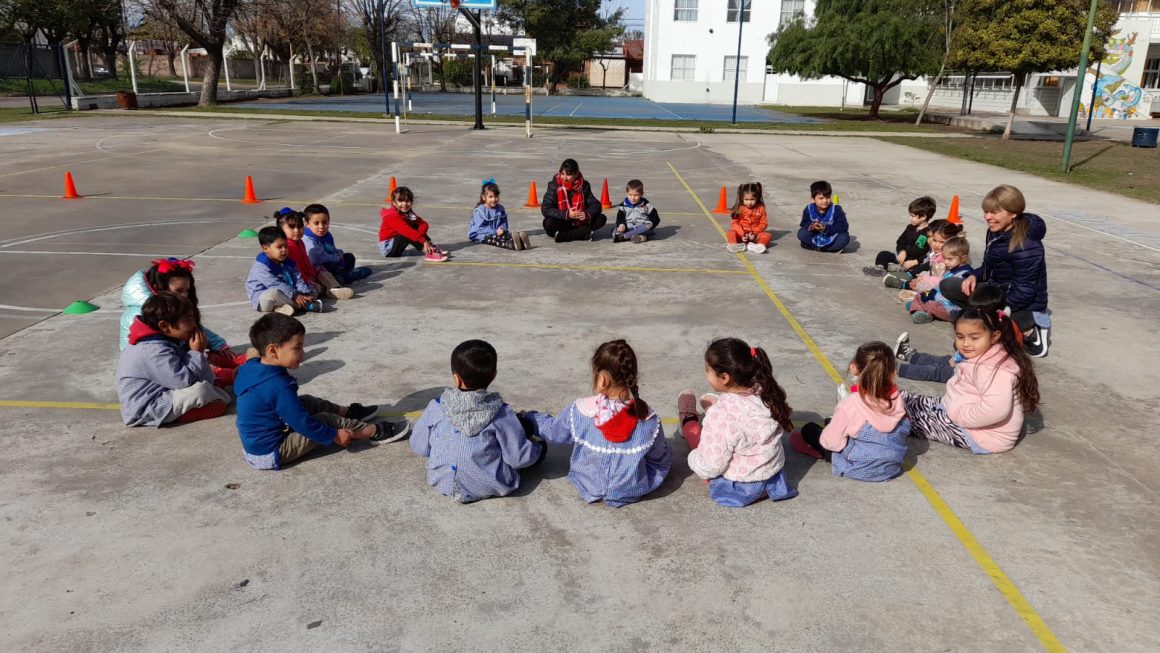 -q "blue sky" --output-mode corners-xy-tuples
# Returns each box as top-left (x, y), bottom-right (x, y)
(608, 0), (646, 31)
